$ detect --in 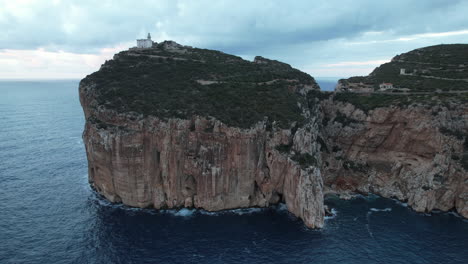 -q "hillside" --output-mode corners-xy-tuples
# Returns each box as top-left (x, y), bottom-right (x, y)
(338, 44), (468, 92)
(81, 41), (318, 129)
